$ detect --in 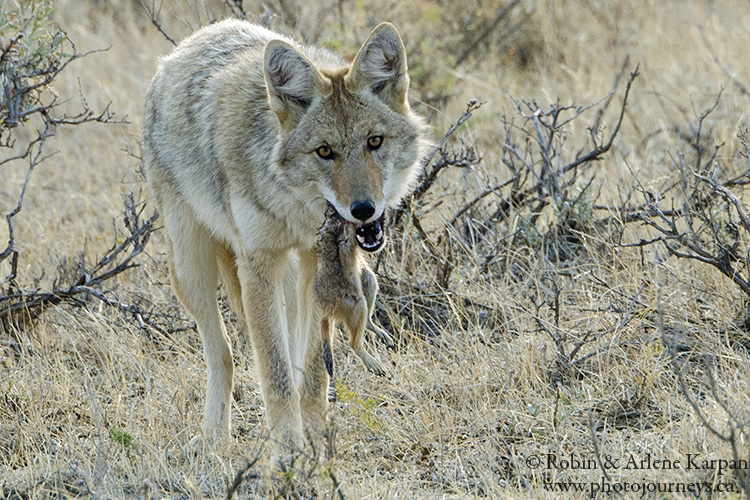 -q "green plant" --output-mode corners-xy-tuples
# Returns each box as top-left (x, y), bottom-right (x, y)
(108, 426), (134, 449)
(335, 380), (385, 433)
